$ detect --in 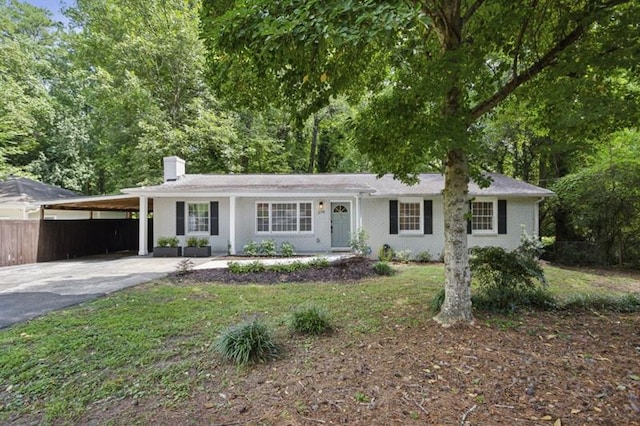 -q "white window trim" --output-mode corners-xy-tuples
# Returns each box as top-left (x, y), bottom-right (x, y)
(470, 197), (497, 235)
(186, 202), (210, 235)
(255, 201), (314, 235)
(398, 197), (423, 235)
